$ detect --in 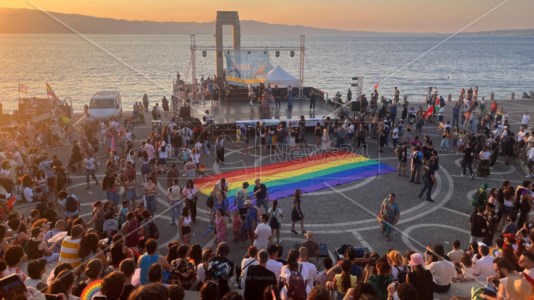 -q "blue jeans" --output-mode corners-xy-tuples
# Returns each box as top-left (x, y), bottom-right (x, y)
(107, 191), (120, 207)
(145, 195), (157, 215)
(382, 219), (393, 237)
(170, 200), (184, 224)
(256, 198), (269, 213)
